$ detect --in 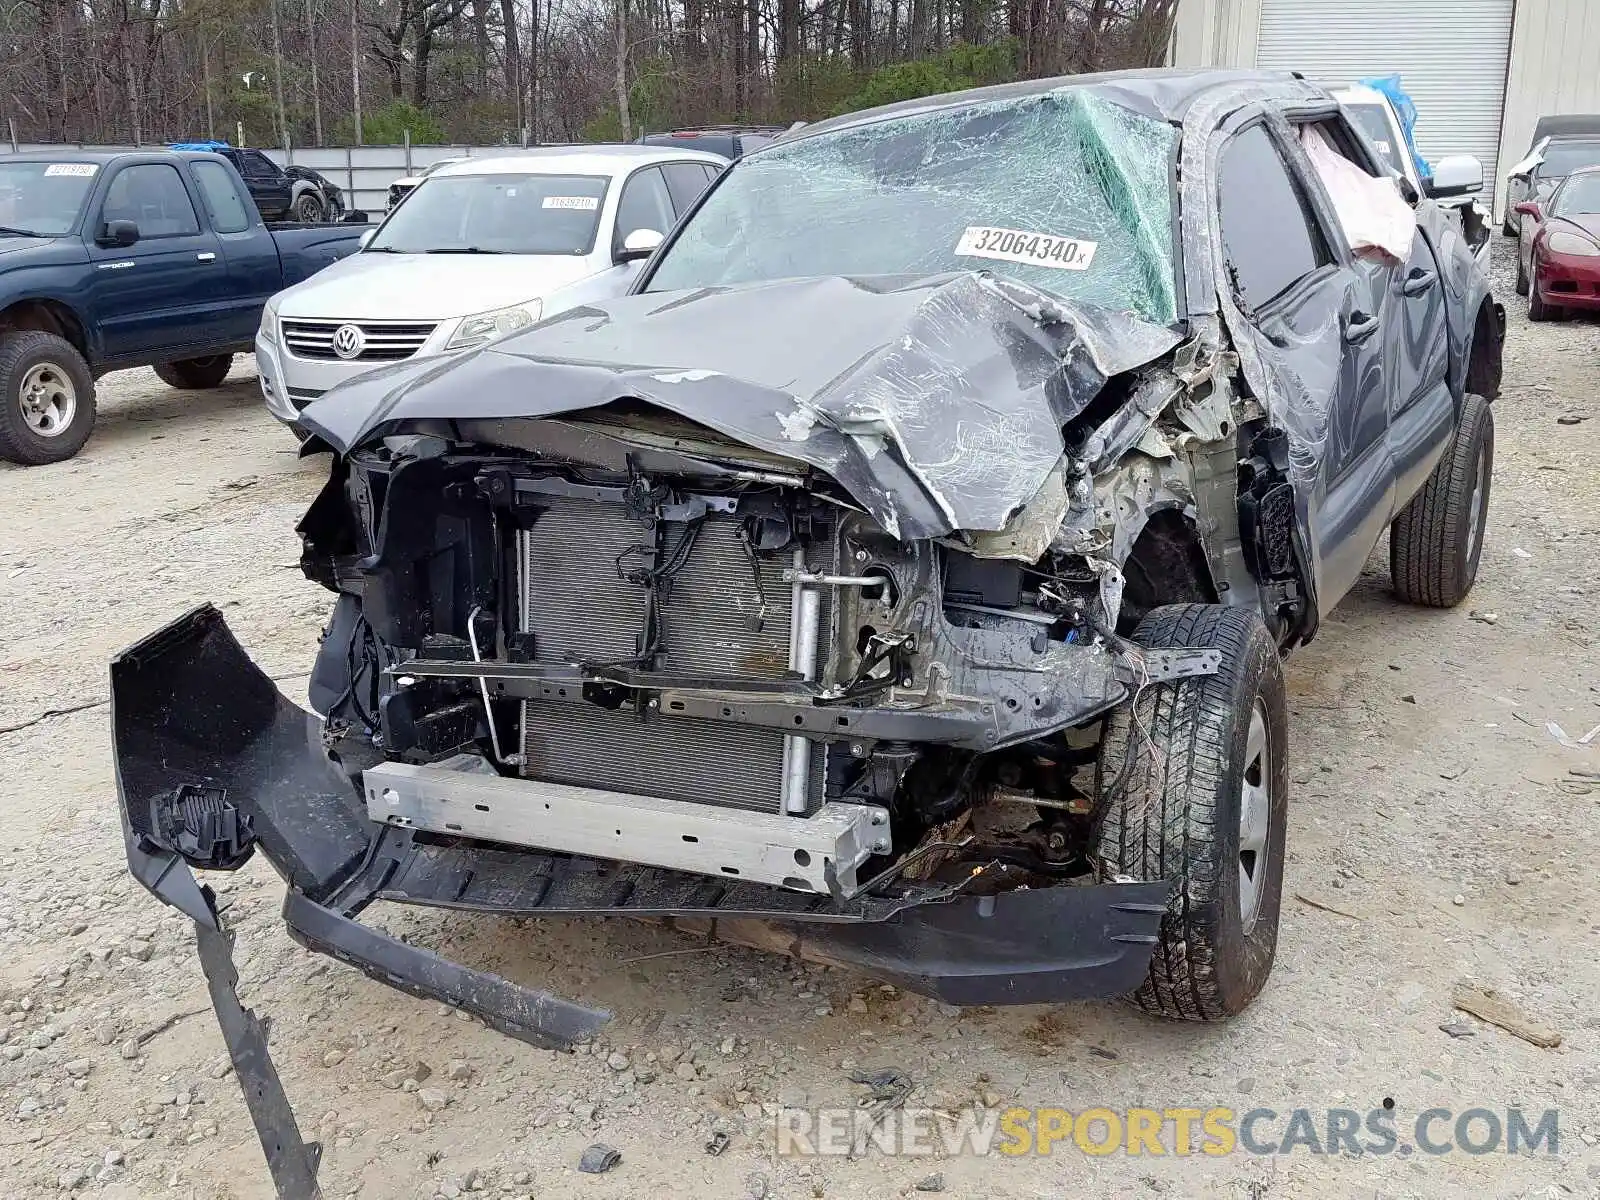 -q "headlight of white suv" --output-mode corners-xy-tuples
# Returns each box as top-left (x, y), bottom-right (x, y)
(259, 293), (283, 341)
(1546, 231), (1600, 257)
(445, 301), (542, 351)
